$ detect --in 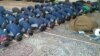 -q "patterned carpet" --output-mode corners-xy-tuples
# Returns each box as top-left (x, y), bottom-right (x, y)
(0, 23), (100, 56)
(0, 1), (100, 56)
(0, 42), (33, 56)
